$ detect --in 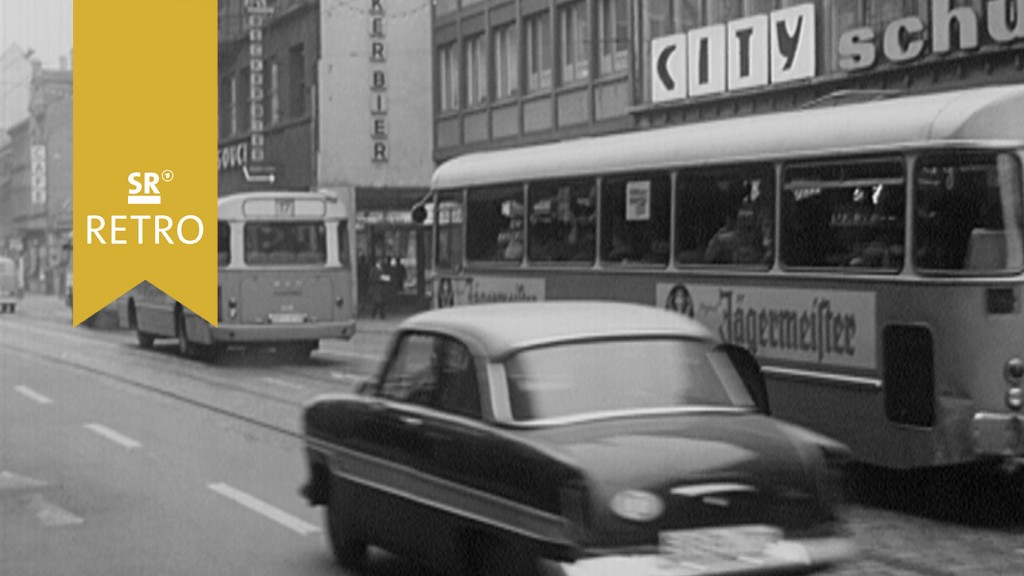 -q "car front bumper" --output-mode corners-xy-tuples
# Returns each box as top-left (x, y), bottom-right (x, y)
(560, 536), (856, 576)
(208, 320), (356, 343)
